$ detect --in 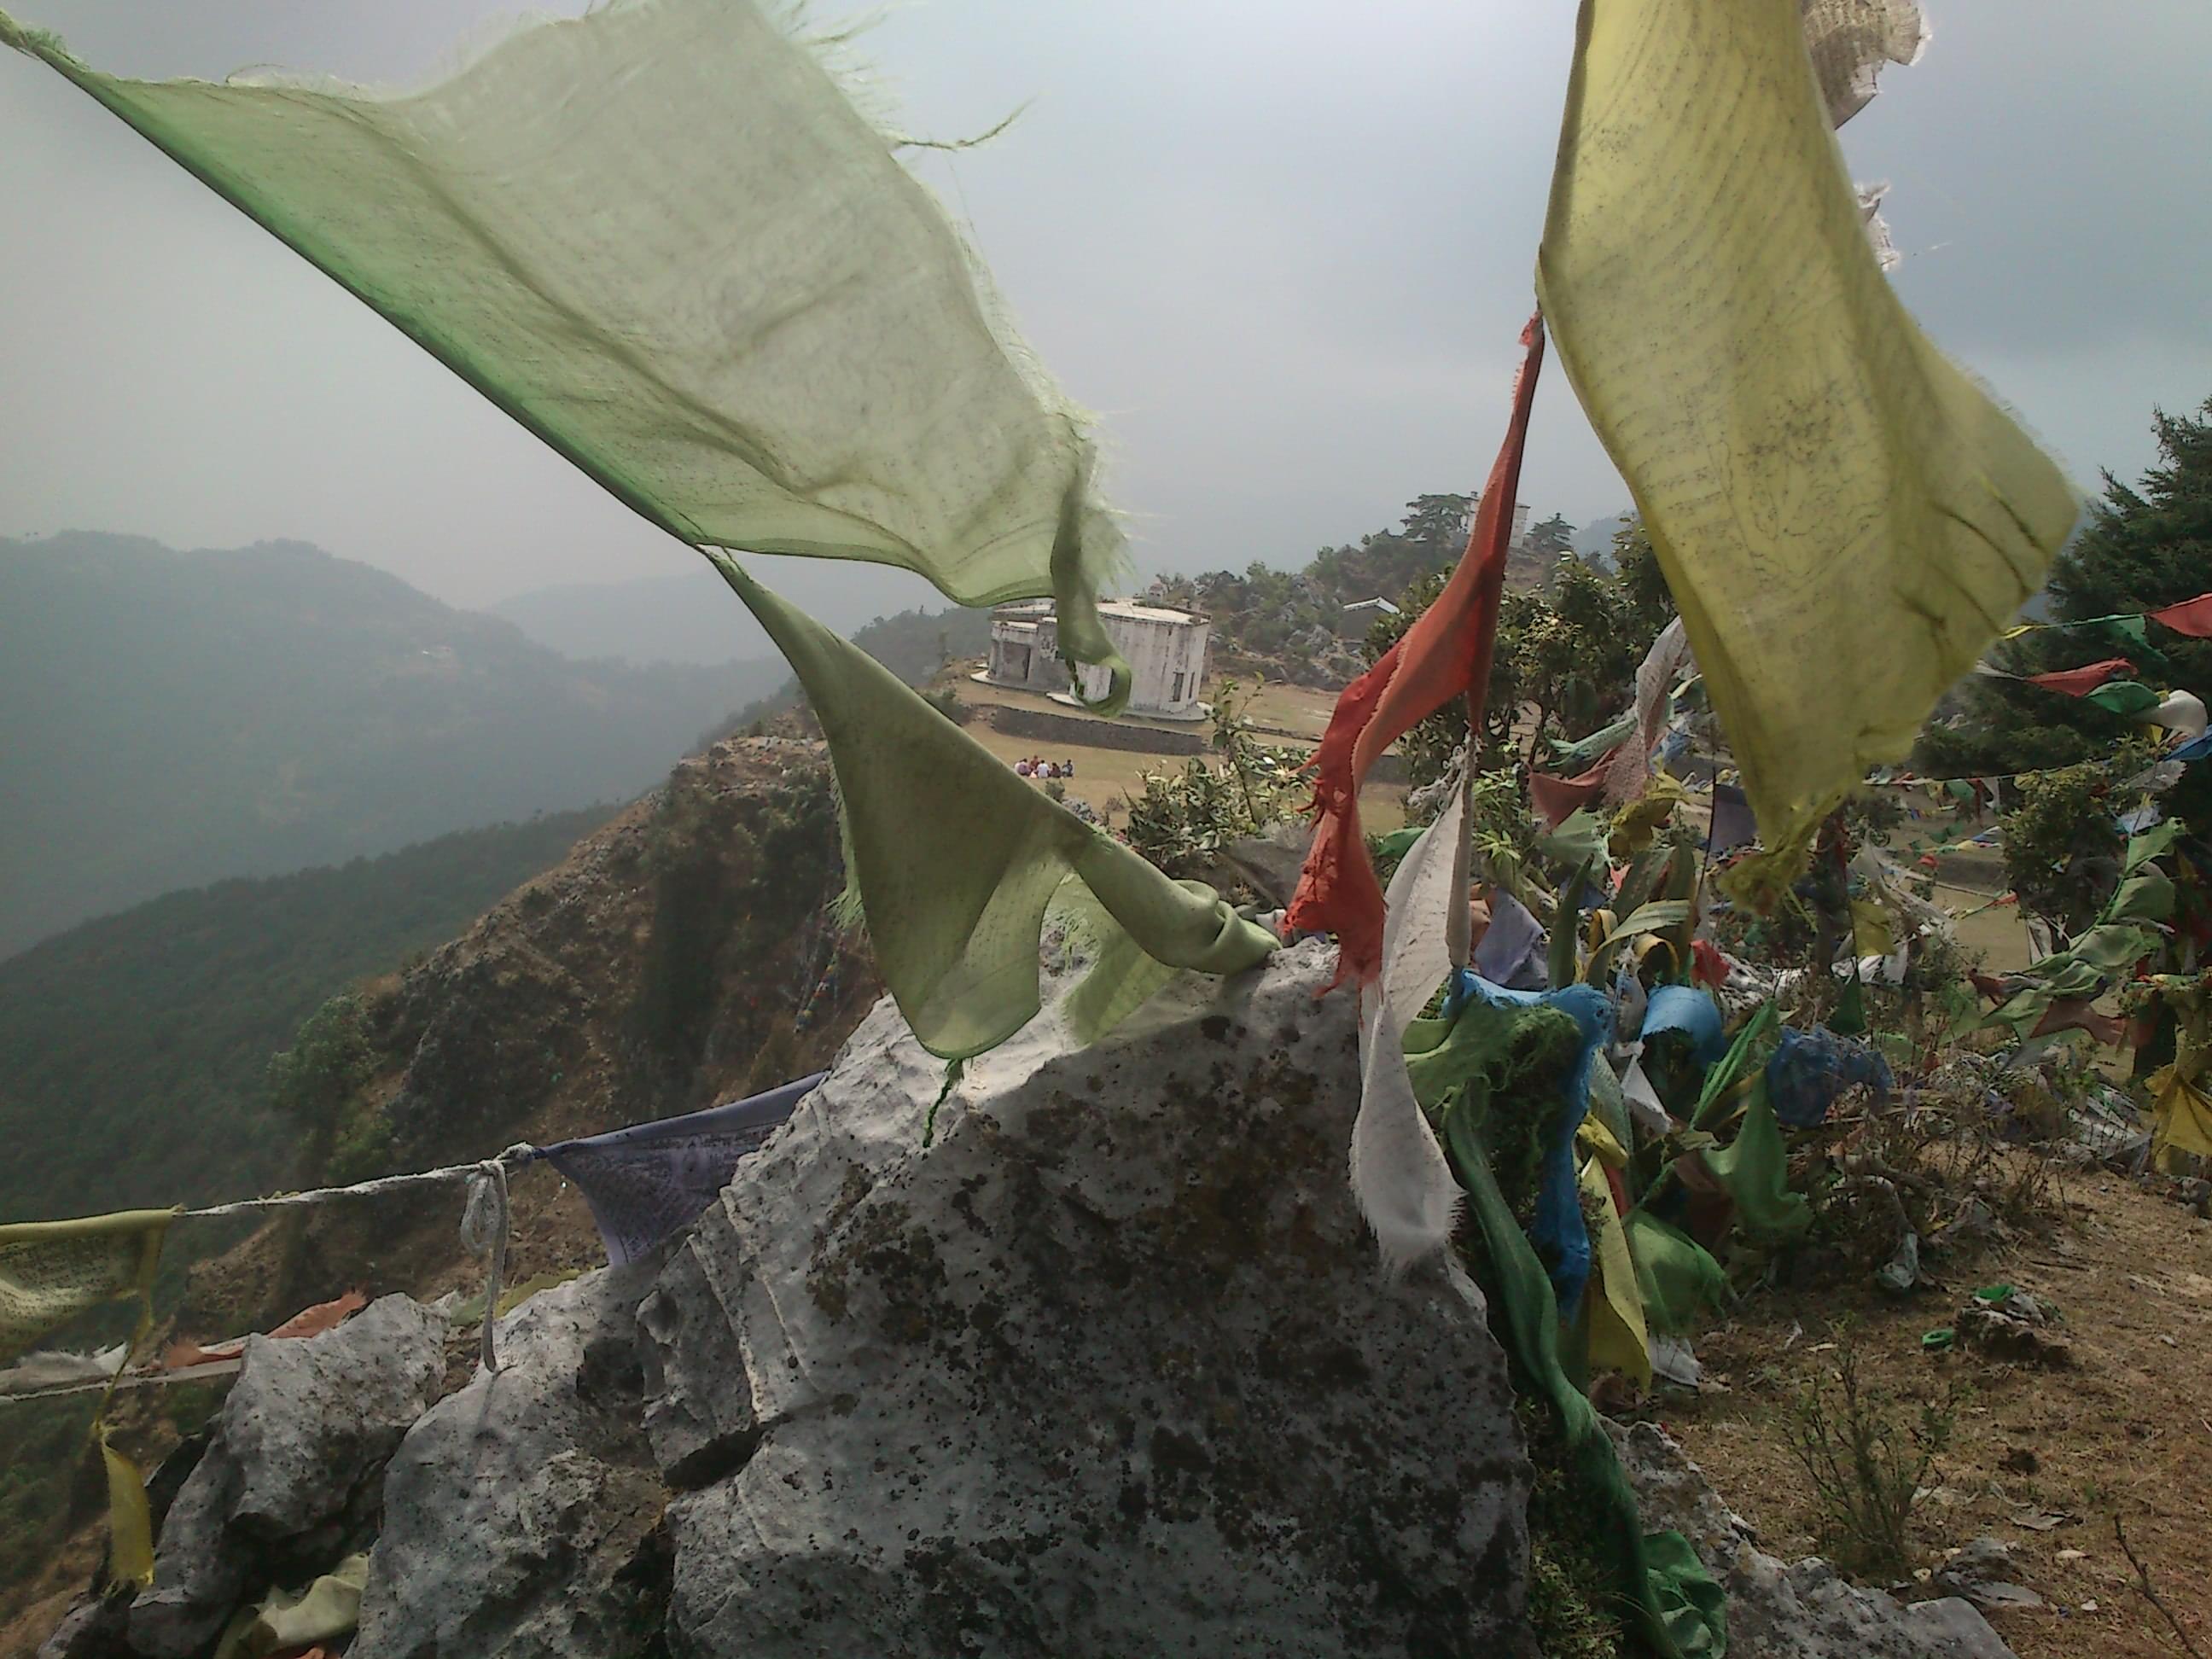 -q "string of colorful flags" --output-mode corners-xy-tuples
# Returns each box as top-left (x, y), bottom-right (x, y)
(0, 1075), (820, 1582)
